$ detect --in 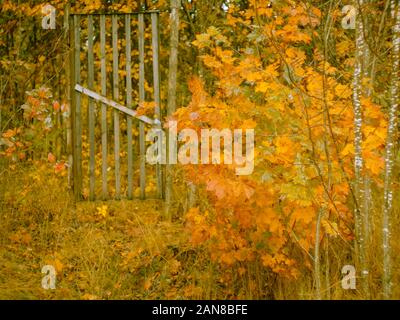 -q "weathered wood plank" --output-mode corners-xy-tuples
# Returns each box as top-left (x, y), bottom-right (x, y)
(69, 10), (160, 16)
(151, 12), (163, 199)
(88, 15), (95, 200)
(165, 0), (180, 218)
(126, 14), (133, 199)
(65, 4), (72, 189)
(112, 15), (121, 199)
(138, 13), (146, 200)
(75, 85), (159, 125)
(73, 15), (83, 200)
(100, 14), (108, 200)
